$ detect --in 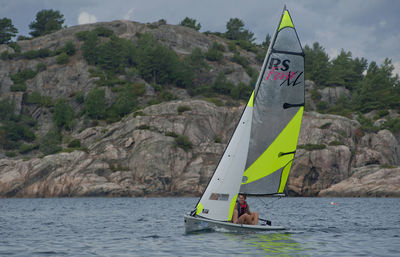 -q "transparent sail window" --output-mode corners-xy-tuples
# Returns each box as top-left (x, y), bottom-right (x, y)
(209, 193), (229, 201)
